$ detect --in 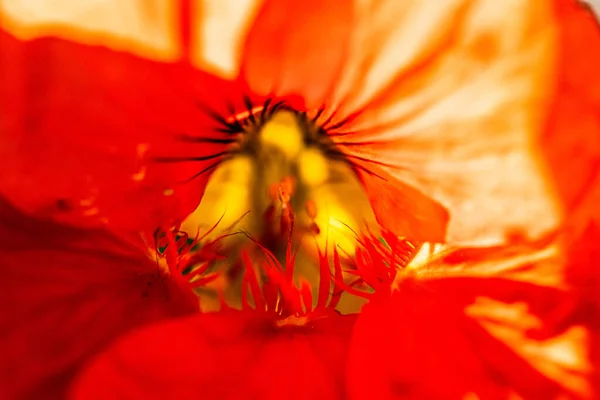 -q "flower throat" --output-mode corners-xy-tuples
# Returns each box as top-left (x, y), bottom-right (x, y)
(160, 107), (396, 316)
